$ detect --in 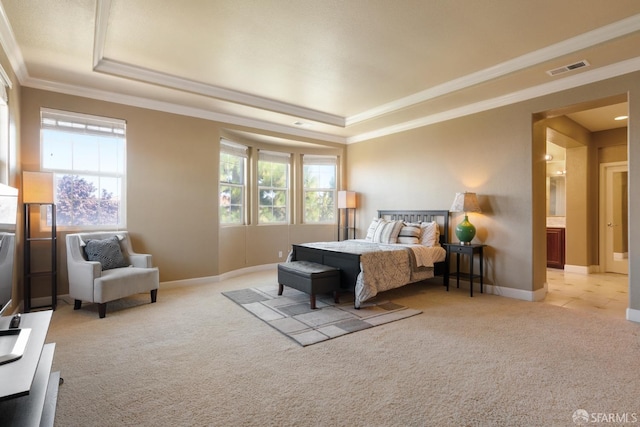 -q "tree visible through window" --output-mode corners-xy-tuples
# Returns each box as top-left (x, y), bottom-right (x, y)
(219, 140), (246, 224)
(40, 109), (126, 227)
(303, 155), (336, 223)
(258, 151), (289, 223)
